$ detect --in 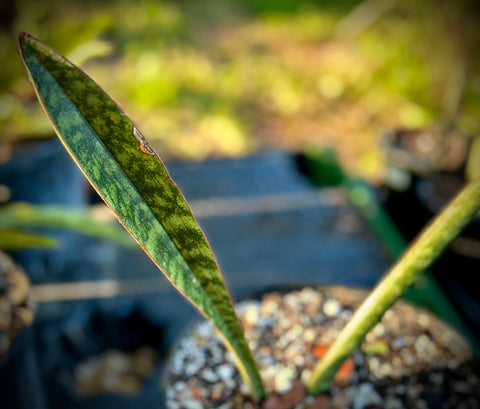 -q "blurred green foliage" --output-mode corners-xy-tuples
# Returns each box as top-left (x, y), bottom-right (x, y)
(0, 202), (136, 250)
(1, 0), (479, 179)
